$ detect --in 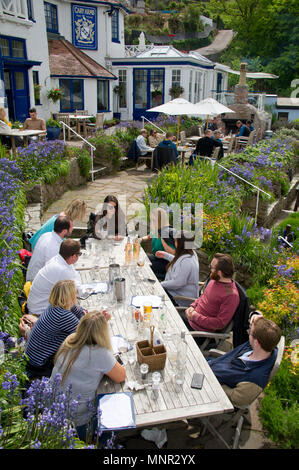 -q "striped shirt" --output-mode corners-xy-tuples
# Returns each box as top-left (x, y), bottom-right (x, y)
(25, 304), (85, 367)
